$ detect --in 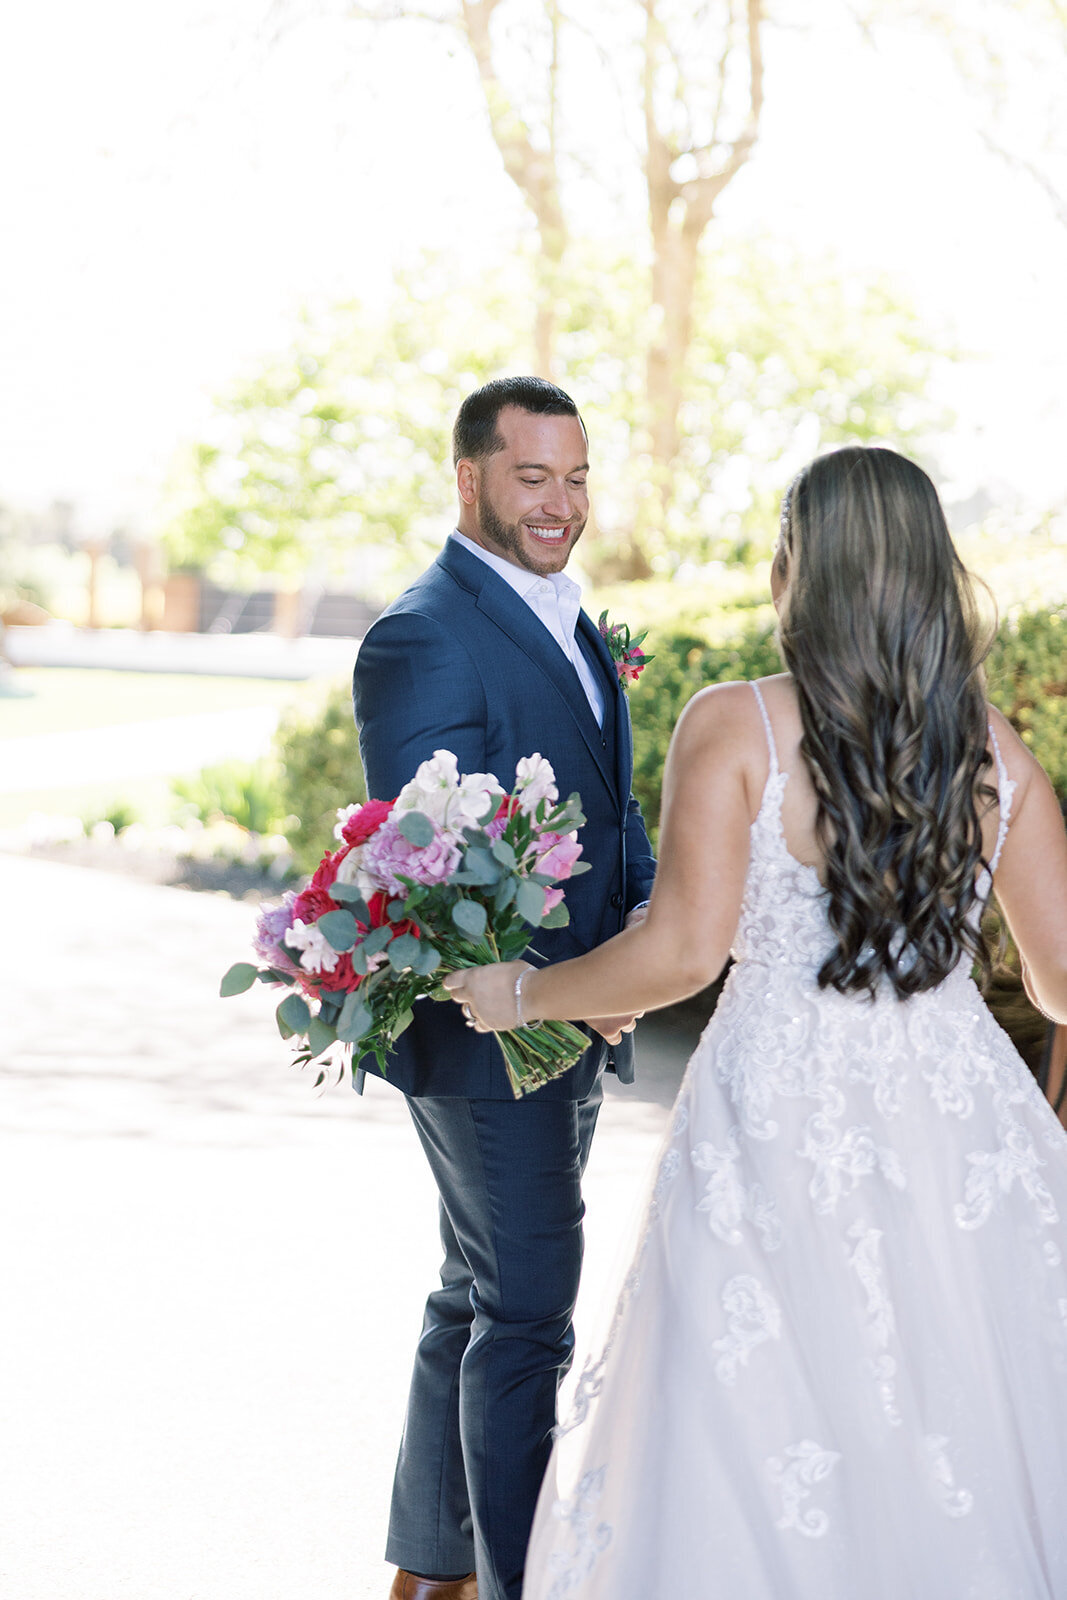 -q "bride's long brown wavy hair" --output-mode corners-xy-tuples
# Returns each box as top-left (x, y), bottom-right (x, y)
(776, 446), (998, 999)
